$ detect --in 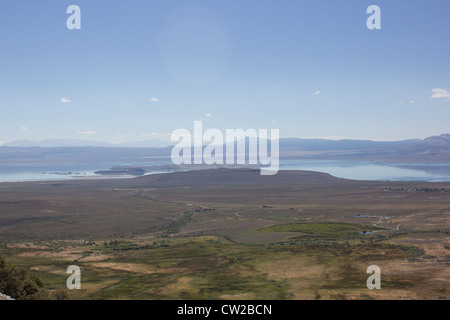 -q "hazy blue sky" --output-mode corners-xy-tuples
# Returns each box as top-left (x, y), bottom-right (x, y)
(1, 0), (449, 144)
